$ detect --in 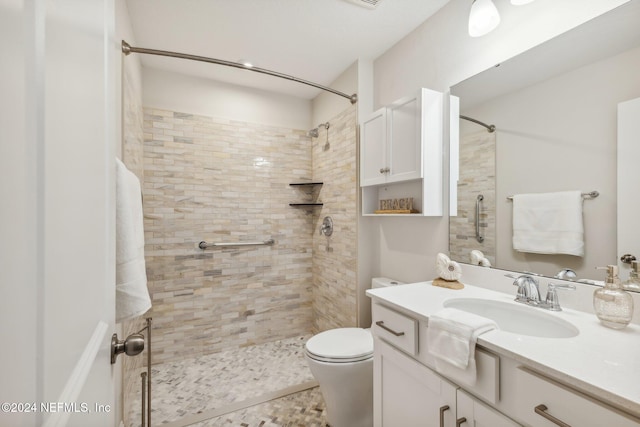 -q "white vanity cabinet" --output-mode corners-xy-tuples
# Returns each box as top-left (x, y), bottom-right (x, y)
(373, 336), (519, 427)
(360, 88), (443, 216)
(371, 297), (640, 427)
(372, 301), (517, 427)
